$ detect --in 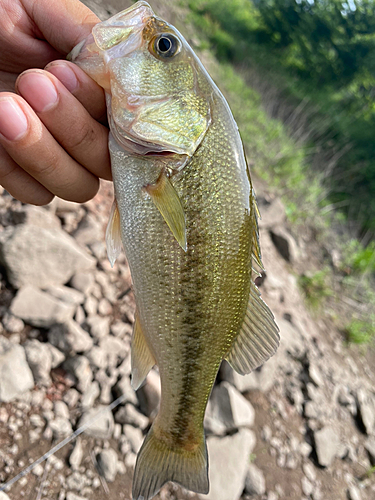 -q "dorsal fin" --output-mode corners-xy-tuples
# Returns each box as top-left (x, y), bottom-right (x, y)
(225, 283), (279, 375)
